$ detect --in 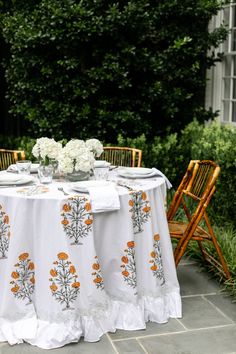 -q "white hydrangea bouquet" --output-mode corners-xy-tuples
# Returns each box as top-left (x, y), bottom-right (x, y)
(57, 138), (103, 174)
(32, 137), (63, 164)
